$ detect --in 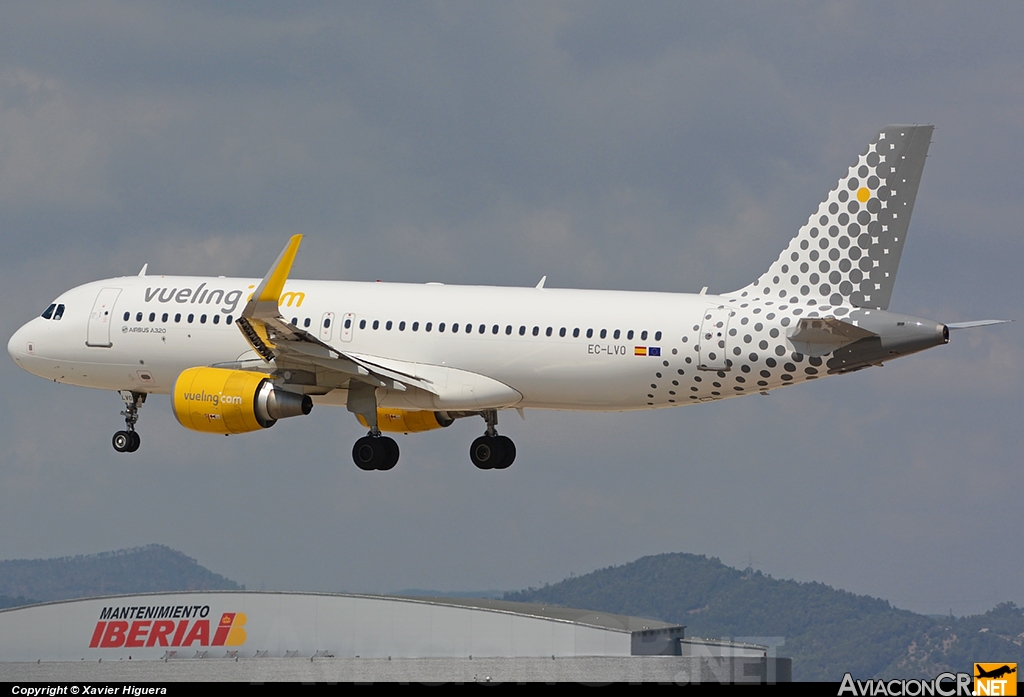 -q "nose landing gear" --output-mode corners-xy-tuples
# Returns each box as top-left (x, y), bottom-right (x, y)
(112, 391), (145, 453)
